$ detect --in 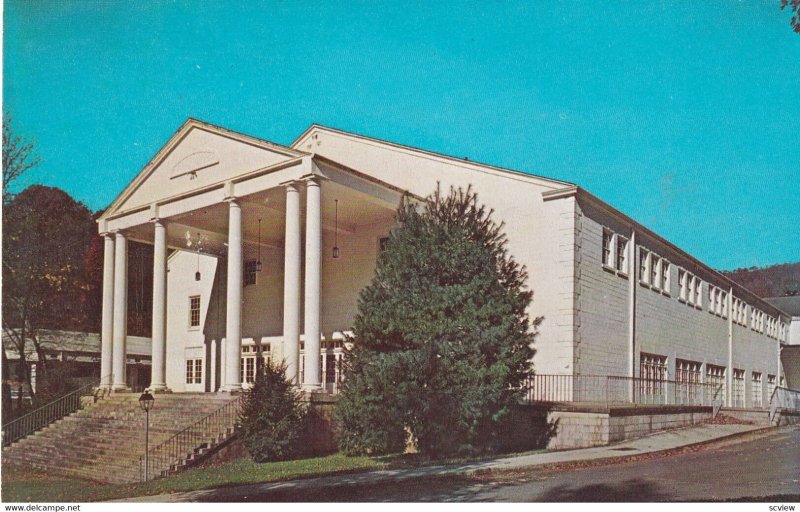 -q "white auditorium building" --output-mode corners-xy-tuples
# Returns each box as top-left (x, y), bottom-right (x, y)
(96, 119), (793, 408)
